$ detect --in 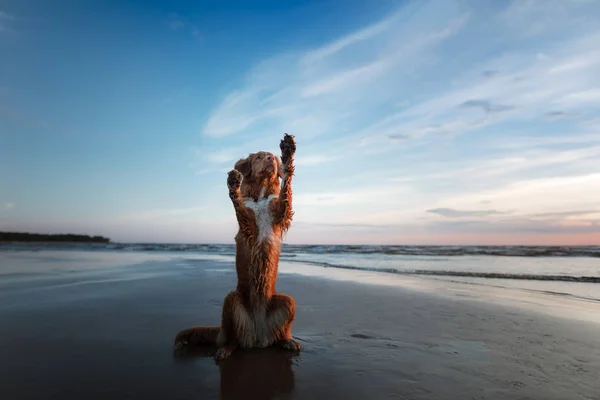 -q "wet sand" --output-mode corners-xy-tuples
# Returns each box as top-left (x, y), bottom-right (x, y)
(1, 252), (599, 399)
